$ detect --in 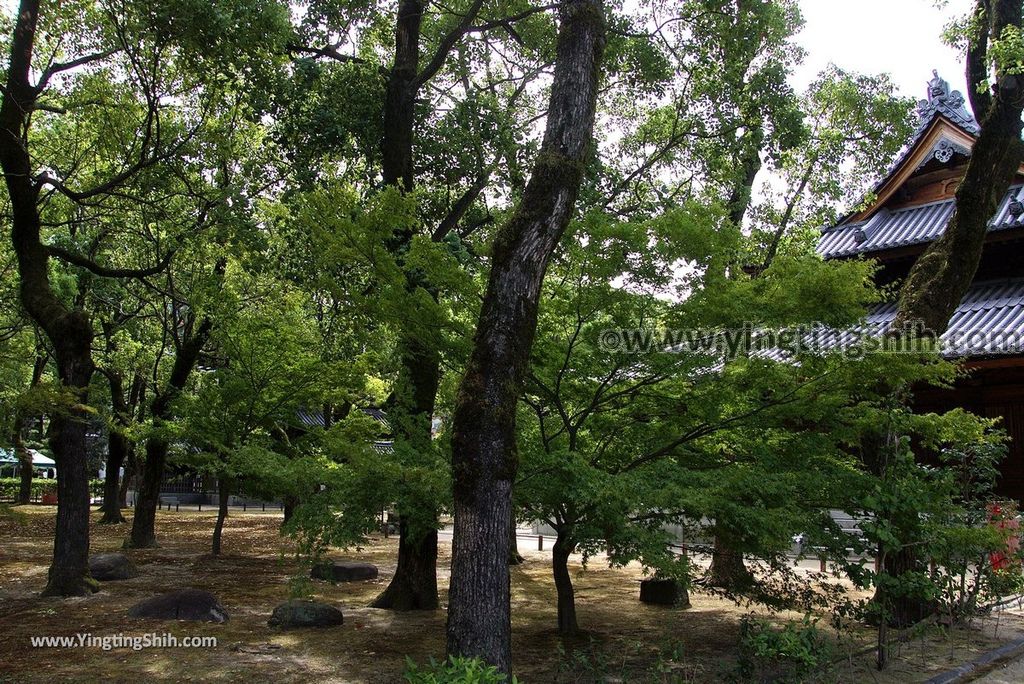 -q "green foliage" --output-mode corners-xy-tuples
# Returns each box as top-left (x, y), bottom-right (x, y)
(736, 615), (833, 683)
(0, 478), (104, 500)
(286, 573), (316, 600)
(403, 656), (517, 684)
